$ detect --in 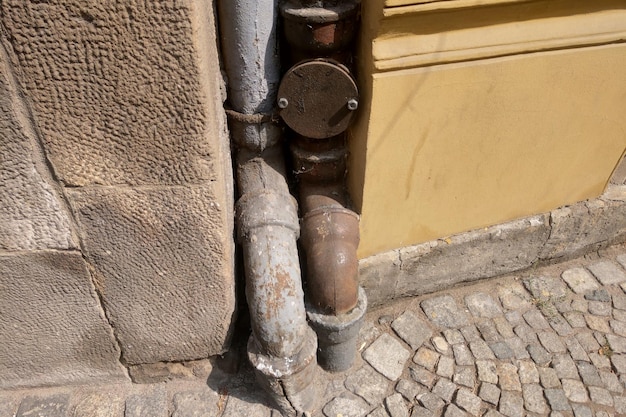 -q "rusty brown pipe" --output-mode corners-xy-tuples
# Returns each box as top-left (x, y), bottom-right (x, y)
(291, 135), (359, 314)
(280, 0), (365, 372)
